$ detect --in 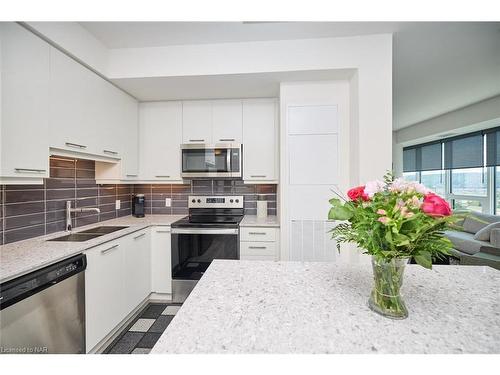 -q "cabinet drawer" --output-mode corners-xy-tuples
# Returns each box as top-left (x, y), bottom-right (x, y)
(240, 254), (277, 261)
(240, 227), (277, 242)
(240, 241), (276, 257)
